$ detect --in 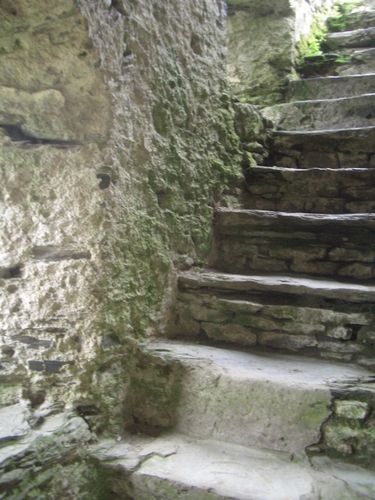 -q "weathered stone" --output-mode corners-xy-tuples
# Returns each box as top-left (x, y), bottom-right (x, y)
(334, 400), (369, 420)
(326, 326), (352, 340)
(357, 325), (375, 344)
(201, 322), (257, 346)
(318, 341), (363, 353)
(0, 404), (30, 443)
(189, 304), (230, 323)
(337, 263), (373, 279)
(258, 332), (317, 350)
(323, 424), (359, 454)
(328, 247), (375, 262)
(233, 314), (279, 331)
